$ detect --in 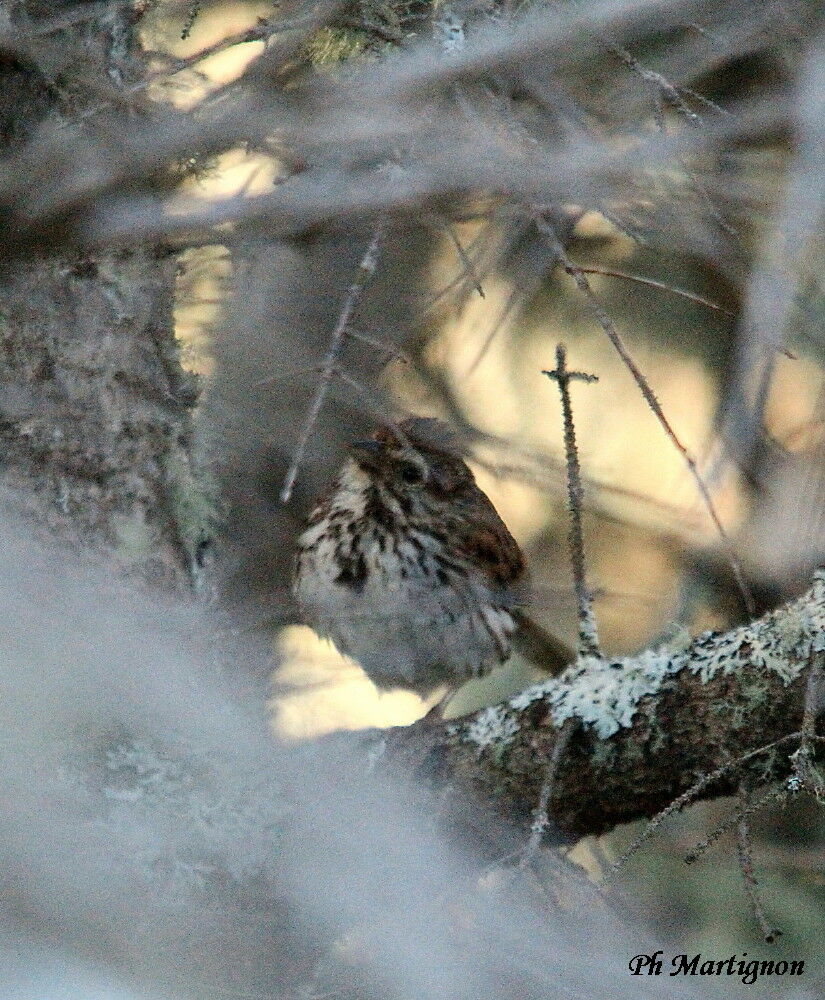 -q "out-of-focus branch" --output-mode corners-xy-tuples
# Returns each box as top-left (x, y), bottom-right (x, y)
(724, 33), (825, 467)
(0, 0), (790, 259)
(0, 3), (209, 590)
